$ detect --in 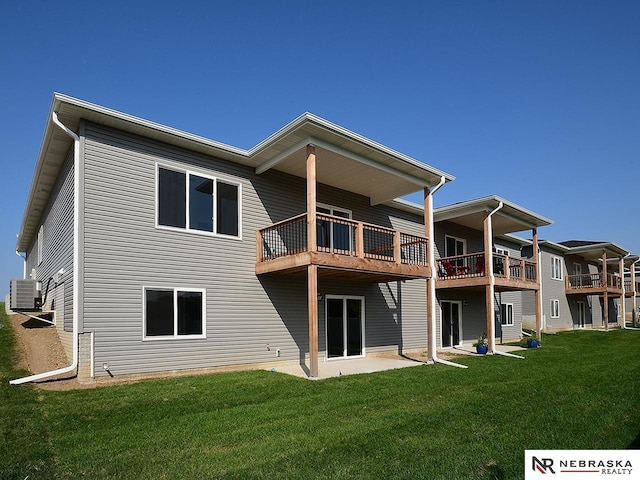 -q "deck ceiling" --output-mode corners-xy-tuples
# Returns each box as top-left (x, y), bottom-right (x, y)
(569, 243), (629, 262)
(255, 144), (427, 206)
